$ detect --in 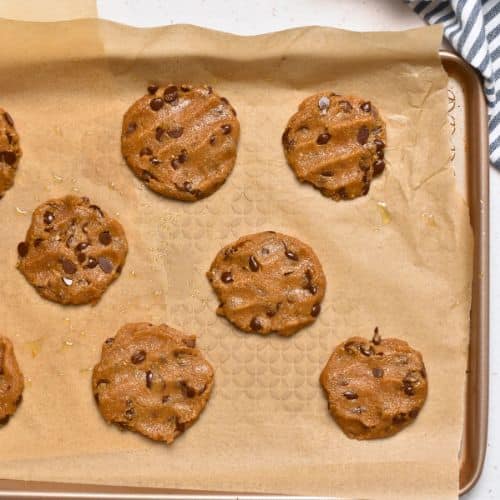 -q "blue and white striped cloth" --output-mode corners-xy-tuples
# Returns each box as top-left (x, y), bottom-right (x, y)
(406, 0), (500, 168)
